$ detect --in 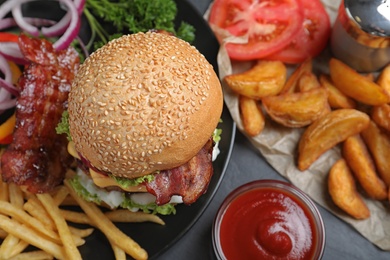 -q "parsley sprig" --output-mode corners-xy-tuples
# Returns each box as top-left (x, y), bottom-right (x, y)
(84, 0), (195, 51)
